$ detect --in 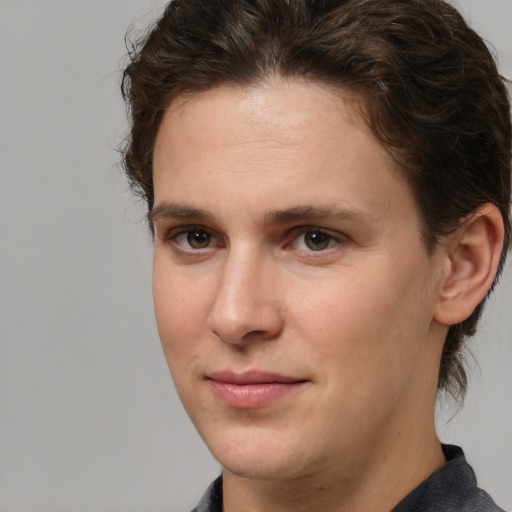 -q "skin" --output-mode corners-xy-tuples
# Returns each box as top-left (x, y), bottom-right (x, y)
(150, 81), (500, 512)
